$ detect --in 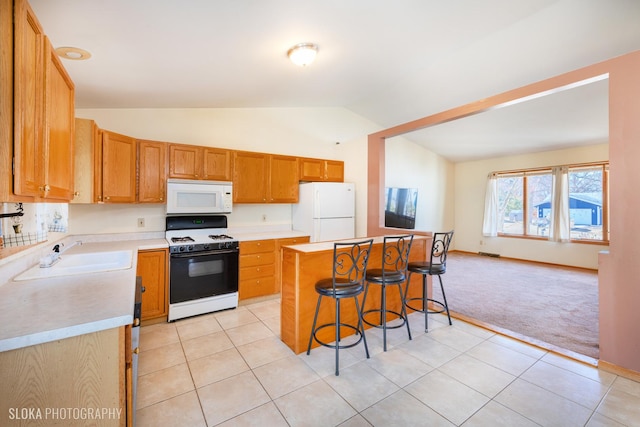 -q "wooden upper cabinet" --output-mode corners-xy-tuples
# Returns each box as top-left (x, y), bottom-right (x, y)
(169, 144), (232, 181)
(299, 157), (344, 182)
(203, 147), (232, 181)
(233, 152), (299, 203)
(138, 139), (167, 203)
(12, 1), (74, 201)
(324, 160), (344, 182)
(72, 118), (98, 203)
(101, 130), (137, 203)
(43, 37), (74, 201)
(269, 155), (298, 202)
(168, 144), (201, 179)
(13, 0), (44, 199)
(233, 151), (268, 203)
